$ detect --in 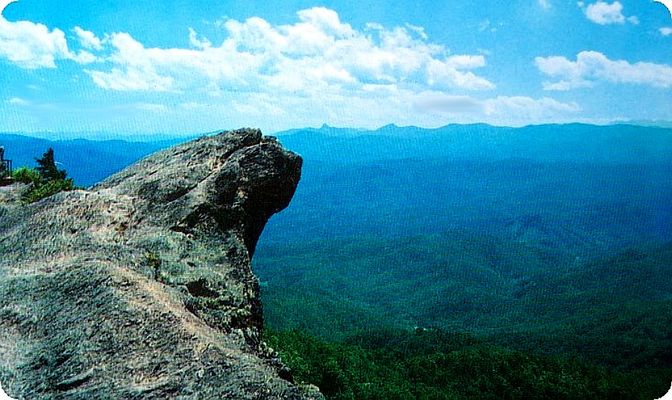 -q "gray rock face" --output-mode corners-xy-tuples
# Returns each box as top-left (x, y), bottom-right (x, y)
(0, 129), (322, 399)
